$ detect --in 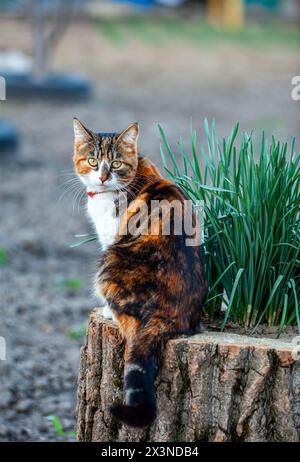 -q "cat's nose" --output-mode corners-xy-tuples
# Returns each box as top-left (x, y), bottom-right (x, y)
(99, 172), (109, 184)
